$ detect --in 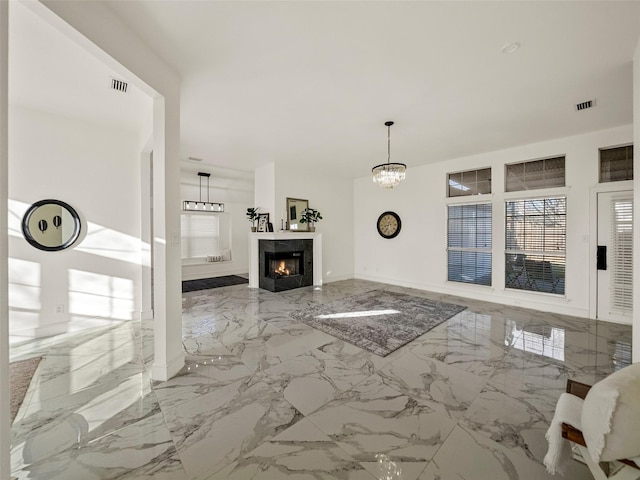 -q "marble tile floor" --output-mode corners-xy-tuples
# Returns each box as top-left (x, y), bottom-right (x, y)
(9, 279), (633, 479)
